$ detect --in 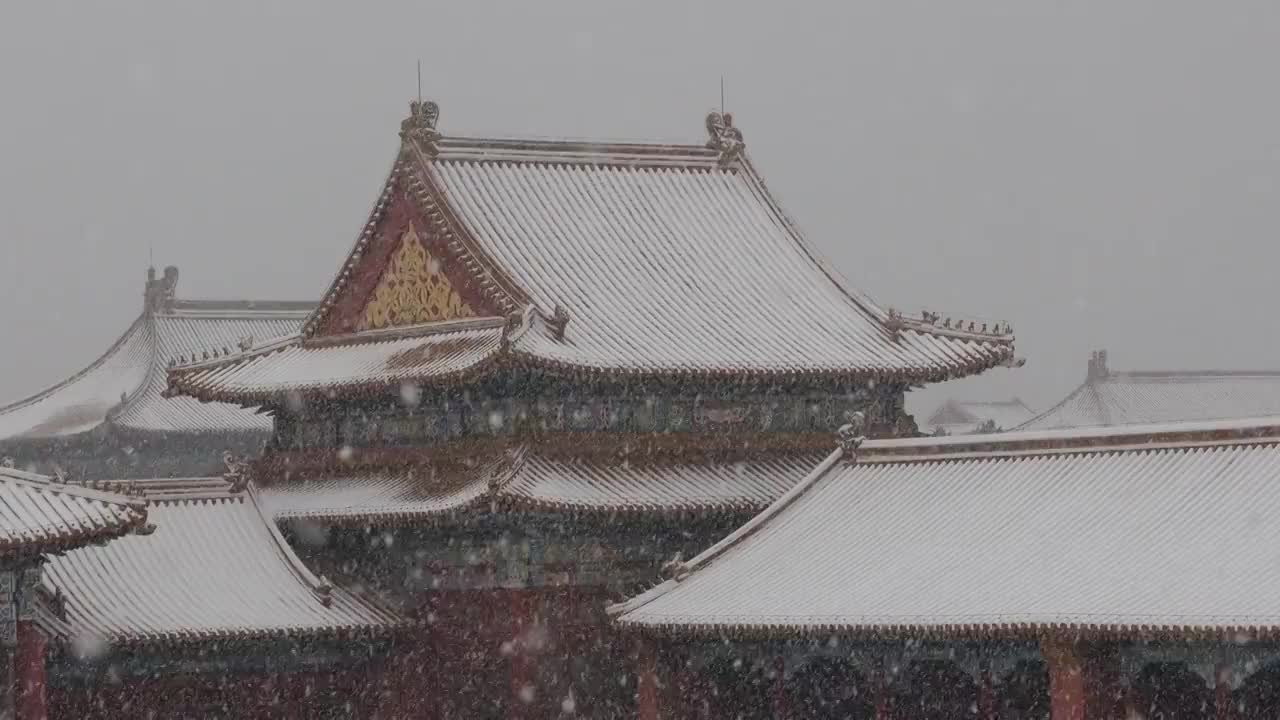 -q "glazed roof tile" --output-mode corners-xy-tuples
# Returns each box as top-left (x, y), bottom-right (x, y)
(261, 448), (821, 522)
(171, 319), (505, 402)
(43, 478), (400, 645)
(0, 299), (309, 440)
(430, 153), (1010, 377)
(0, 467), (148, 555)
(168, 114), (1016, 401)
(614, 420), (1280, 639)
